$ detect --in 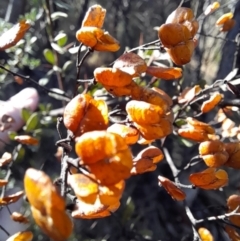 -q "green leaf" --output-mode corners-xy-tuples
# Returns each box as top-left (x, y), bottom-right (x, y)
(21, 108), (32, 123)
(62, 60), (73, 73)
(25, 112), (40, 132)
(54, 32), (67, 47)
(179, 137), (194, 147)
(39, 77), (49, 86)
(43, 49), (55, 65)
(8, 131), (17, 141)
(175, 119), (187, 127)
(122, 197), (135, 223)
(51, 11), (68, 21)
(15, 144), (25, 162)
(51, 42), (65, 54)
